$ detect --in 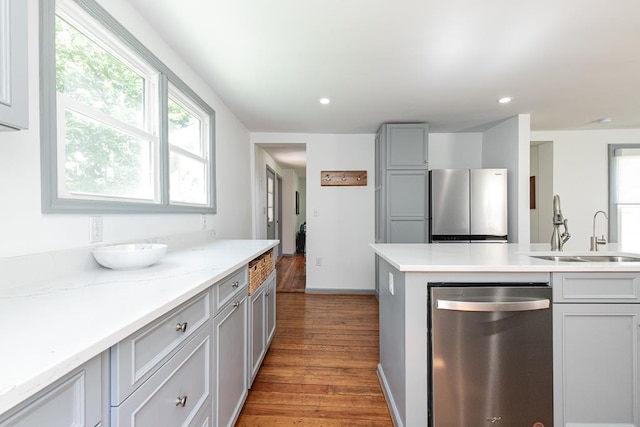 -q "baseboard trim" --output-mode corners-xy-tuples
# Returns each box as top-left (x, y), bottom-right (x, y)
(377, 363), (402, 427)
(304, 288), (376, 295)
